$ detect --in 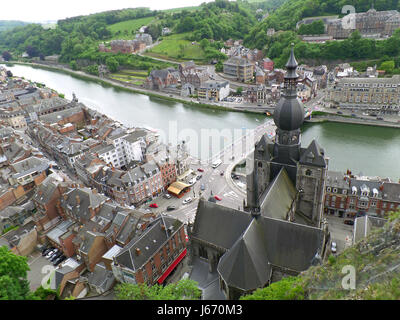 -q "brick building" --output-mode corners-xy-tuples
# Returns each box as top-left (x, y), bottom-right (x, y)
(112, 215), (187, 285)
